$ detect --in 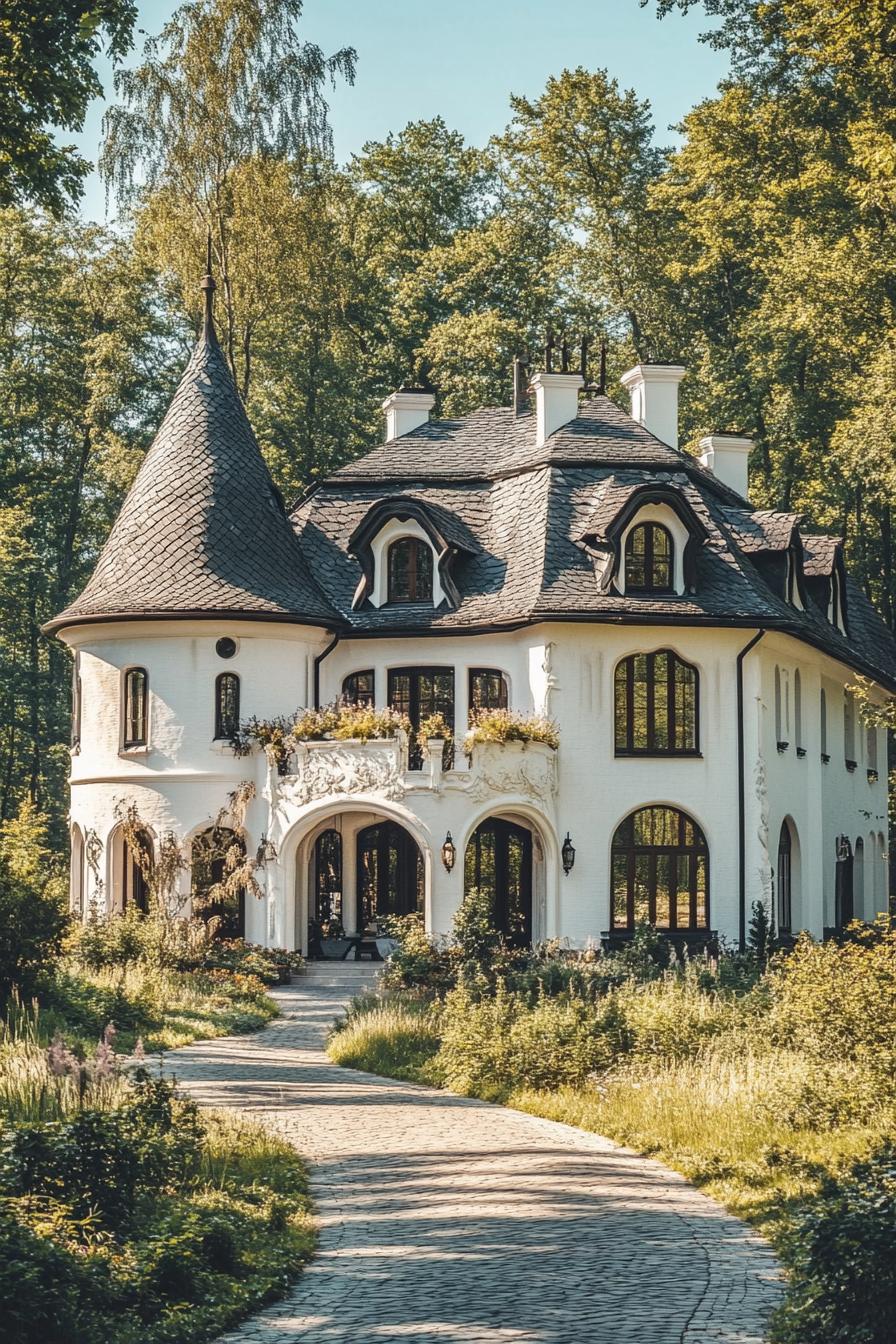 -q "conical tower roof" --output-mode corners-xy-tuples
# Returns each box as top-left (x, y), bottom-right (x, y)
(46, 285), (337, 635)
